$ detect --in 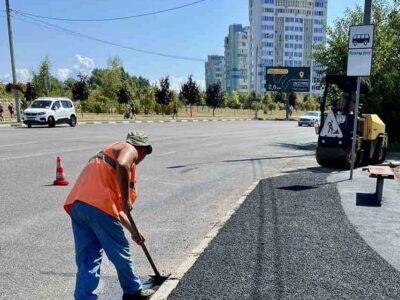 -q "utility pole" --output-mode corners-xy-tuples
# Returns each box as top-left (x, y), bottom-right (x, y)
(5, 0), (21, 122)
(349, 0), (373, 179)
